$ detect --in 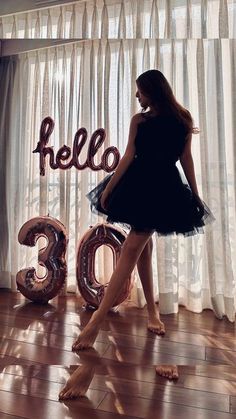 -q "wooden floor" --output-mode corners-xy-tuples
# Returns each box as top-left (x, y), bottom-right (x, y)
(0, 290), (236, 418)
